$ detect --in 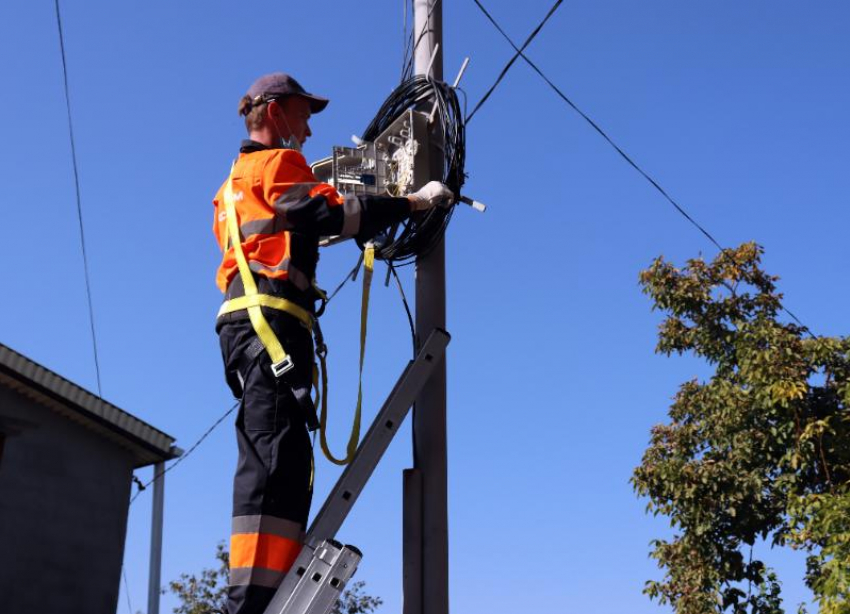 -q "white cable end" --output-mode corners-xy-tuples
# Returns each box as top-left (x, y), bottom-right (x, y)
(460, 195), (487, 213)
